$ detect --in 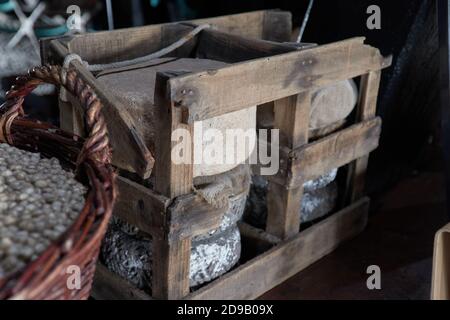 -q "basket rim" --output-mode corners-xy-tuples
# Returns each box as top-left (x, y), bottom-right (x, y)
(0, 65), (117, 300)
